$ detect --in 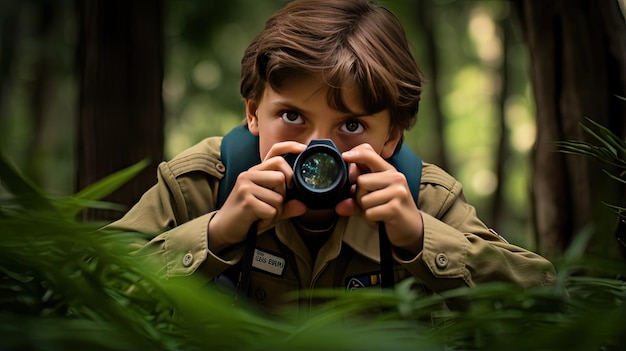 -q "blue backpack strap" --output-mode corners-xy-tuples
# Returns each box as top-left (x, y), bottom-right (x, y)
(217, 125), (261, 209)
(217, 125), (423, 207)
(388, 144), (422, 205)
(379, 144), (422, 289)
